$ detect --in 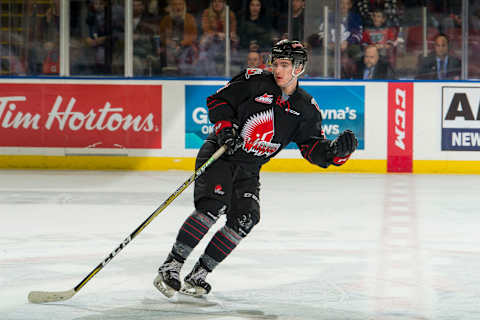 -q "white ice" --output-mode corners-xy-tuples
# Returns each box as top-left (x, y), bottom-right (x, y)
(1, 169), (479, 320)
